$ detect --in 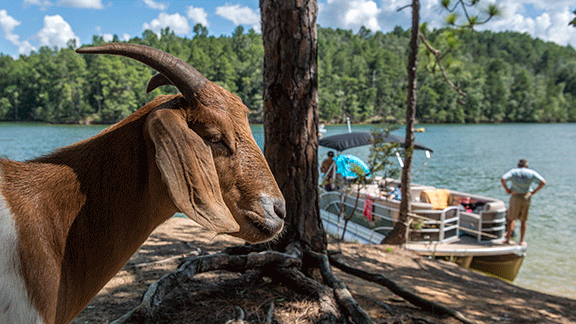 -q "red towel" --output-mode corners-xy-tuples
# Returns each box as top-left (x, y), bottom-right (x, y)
(363, 197), (374, 221)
